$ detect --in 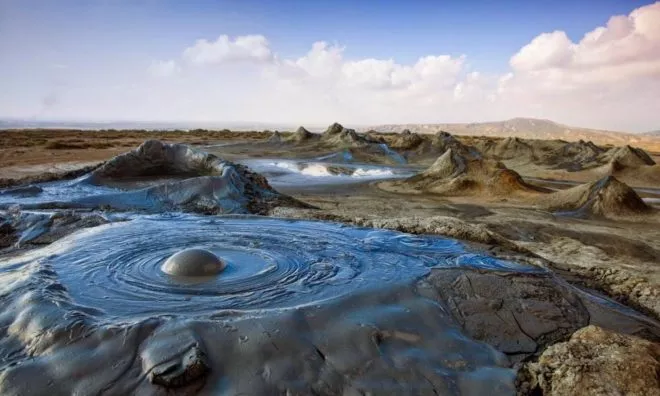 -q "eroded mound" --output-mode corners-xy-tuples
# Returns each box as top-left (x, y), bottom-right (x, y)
(267, 131), (283, 144)
(286, 126), (317, 143)
(384, 148), (547, 197)
(390, 130), (425, 150)
(393, 130), (480, 159)
(321, 122), (375, 147)
(602, 145), (656, 168)
(539, 175), (650, 217)
(475, 136), (535, 161)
